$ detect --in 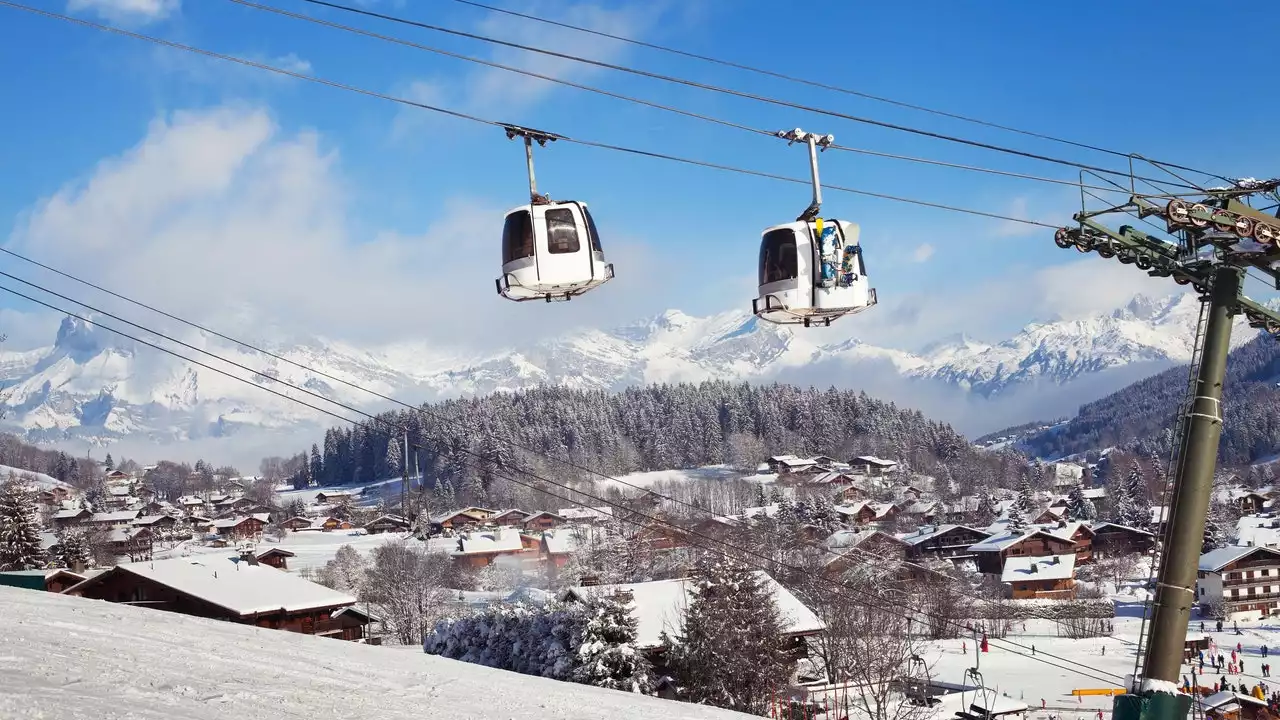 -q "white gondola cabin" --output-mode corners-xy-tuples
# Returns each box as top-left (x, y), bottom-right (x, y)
(752, 129), (876, 326)
(753, 218), (875, 326)
(495, 126), (614, 303)
(496, 200), (614, 302)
